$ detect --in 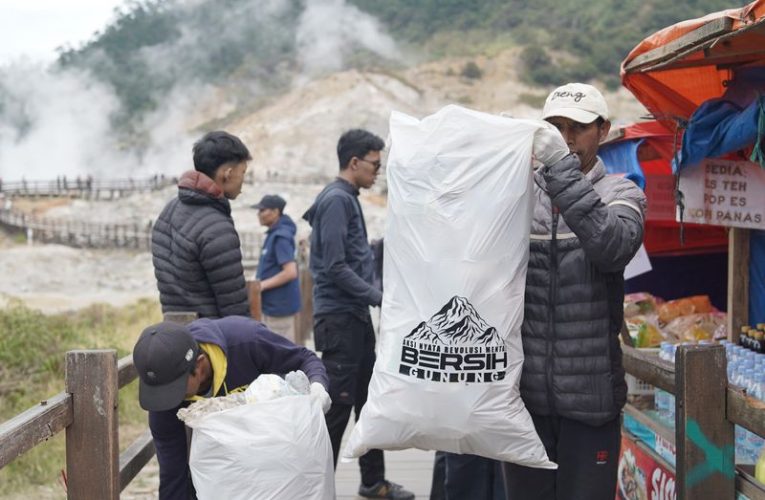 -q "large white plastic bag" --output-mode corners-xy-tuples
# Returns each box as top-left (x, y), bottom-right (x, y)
(346, 105), (555, 469)
(188, 395), (335, 500)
